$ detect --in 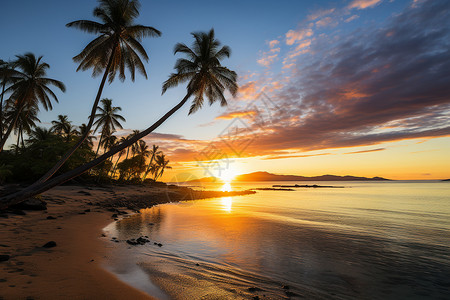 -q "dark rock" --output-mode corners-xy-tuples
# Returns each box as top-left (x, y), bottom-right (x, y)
(0, 213), (8, 218)
(285, 291), (297, 297)
(117, 210), (128, 215)
(282, 285), (290, 290)
(148, 223), (154, 225)
(78, 212), (86, 215)
(46, 216), (57, 220)
(11, 197), (47, 211)
(252, 297), (260, 300)
(126, 239), (138, 245)
(42, 241), (57, 248)
(87, 202), (93, 206)
(0, 255), (10, 262)
(84, 209), (90, 212)
(248, 287), (262, 292)
(0, 278), (6, 282)
(195, 263), (200, 266)
(111, 214), (118, 218)
(157, 243), (163, 247)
